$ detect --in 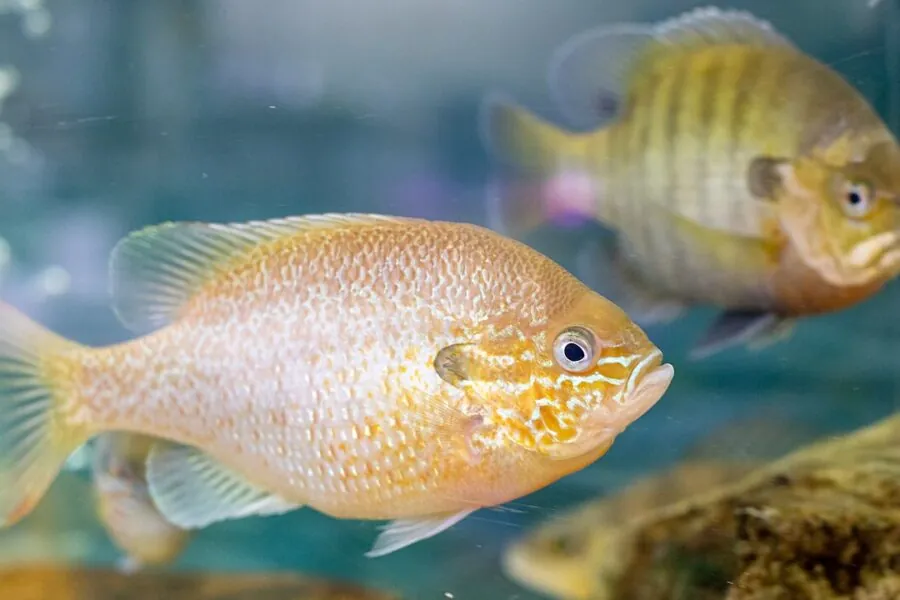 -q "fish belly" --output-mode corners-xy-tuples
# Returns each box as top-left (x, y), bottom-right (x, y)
(82, 306), (496, 520)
